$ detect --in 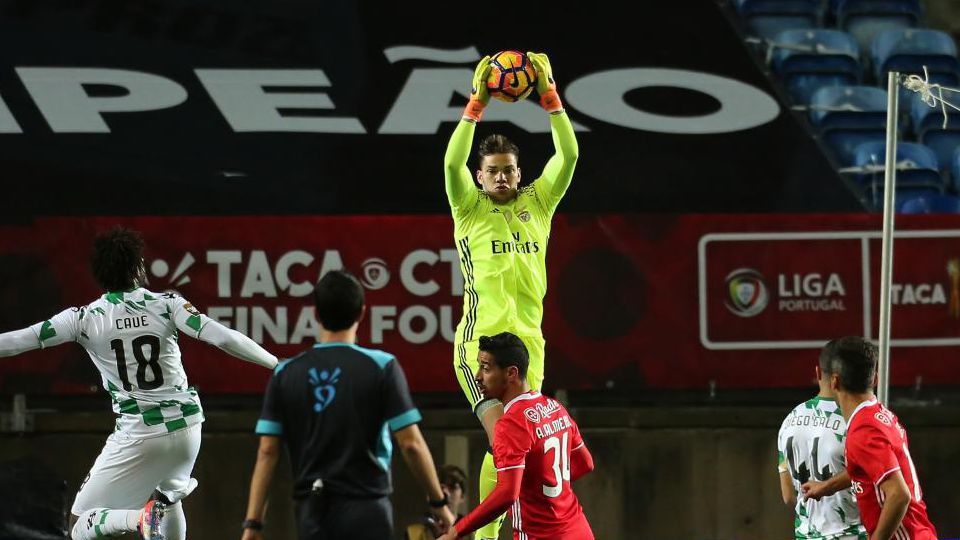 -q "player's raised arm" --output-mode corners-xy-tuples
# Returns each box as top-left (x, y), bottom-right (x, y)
(528, 52), (579, 213)
(168, 294), (278, 369)
(0, 307), (81, 357)
(197, 320), (278, 369)
(444, 56), (491, 215)
(0, 327), (42, 357)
